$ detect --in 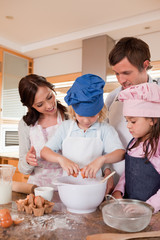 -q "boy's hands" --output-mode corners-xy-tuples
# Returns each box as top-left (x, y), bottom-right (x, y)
(58, 157), (80, 176)
(81, 156), (105, 178)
